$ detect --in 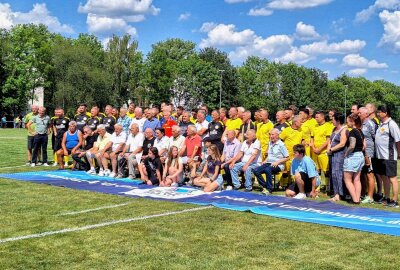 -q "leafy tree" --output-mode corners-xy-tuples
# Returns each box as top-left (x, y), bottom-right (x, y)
(199, 47), (239, 107)
(146, 38), (196, 105)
